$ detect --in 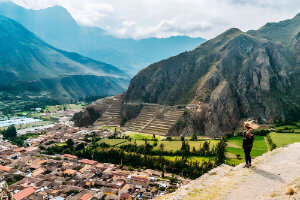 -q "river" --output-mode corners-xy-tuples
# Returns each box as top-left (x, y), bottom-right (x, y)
(0, 117), (42, 128)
